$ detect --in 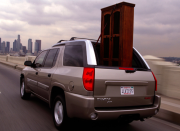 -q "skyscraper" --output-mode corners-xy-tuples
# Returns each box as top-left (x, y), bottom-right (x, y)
(34, 41), (39, 53)
(34, 40), (41, 53)
(1, 41), (5, 53)
(36, 40), (41, 51)
(0, 38), (1, 51)
(20, 43), (22, 50)
(17, 35), (21, 51)
(28, 39), (32, 53)
(6, 42), (10, 53)
(22, 46), (27, 54)
(13, 40), (17, 51)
